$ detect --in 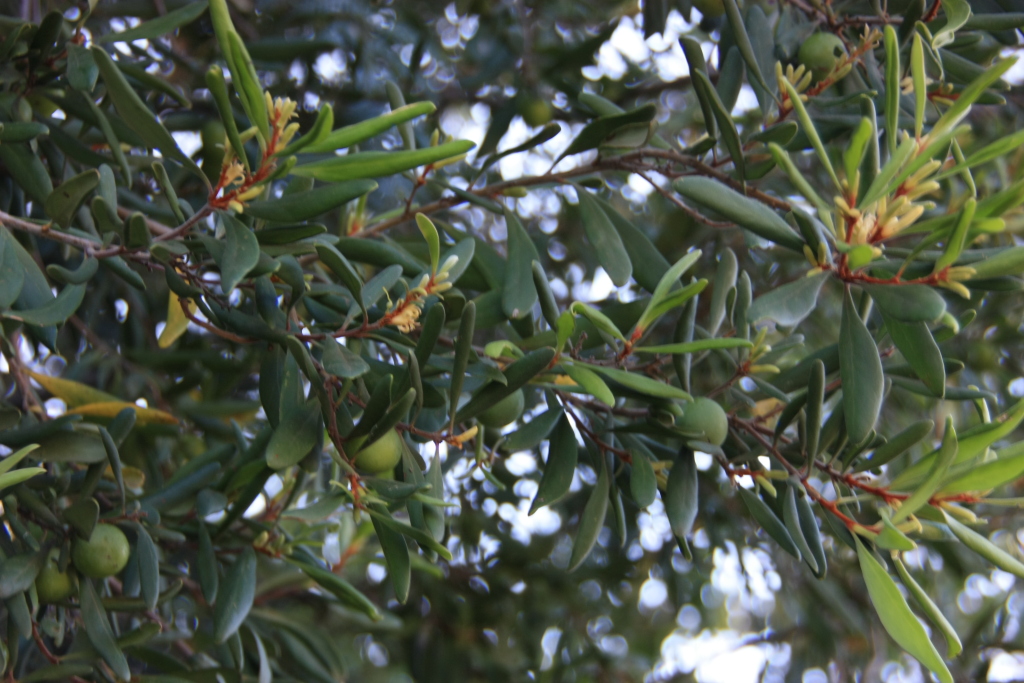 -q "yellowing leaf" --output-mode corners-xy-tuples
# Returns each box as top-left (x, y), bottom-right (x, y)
(159, 294), (195, 349)
(65, 401), (179, 425)
(27, 370), (120, 408)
